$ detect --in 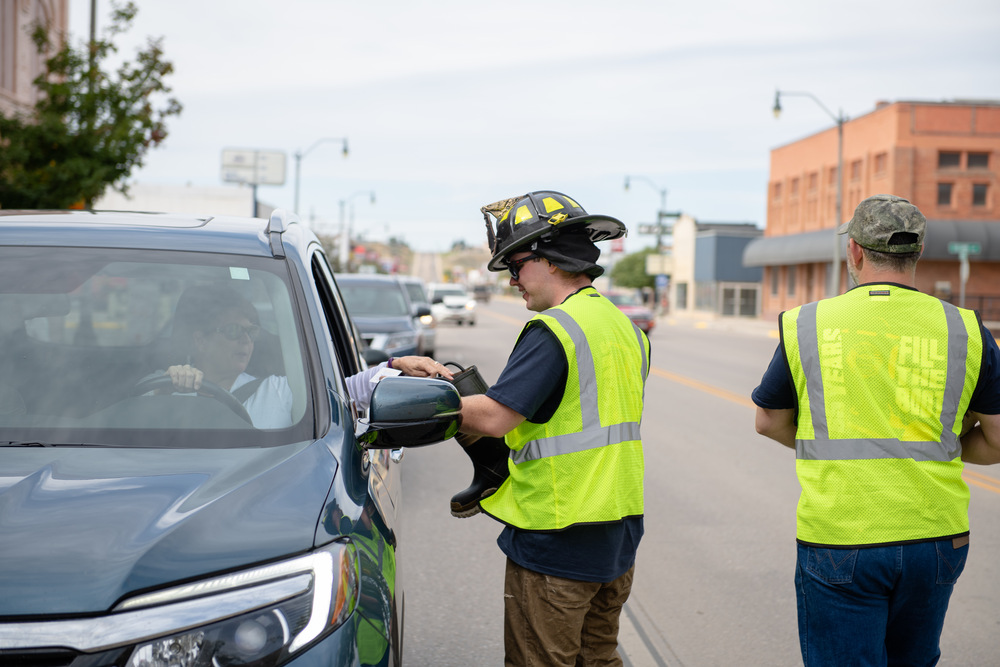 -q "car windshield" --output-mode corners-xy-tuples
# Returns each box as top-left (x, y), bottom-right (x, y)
(606, 292), (642, 307)
(0, 247), (313, 448)
(340, 282), (409, 316)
